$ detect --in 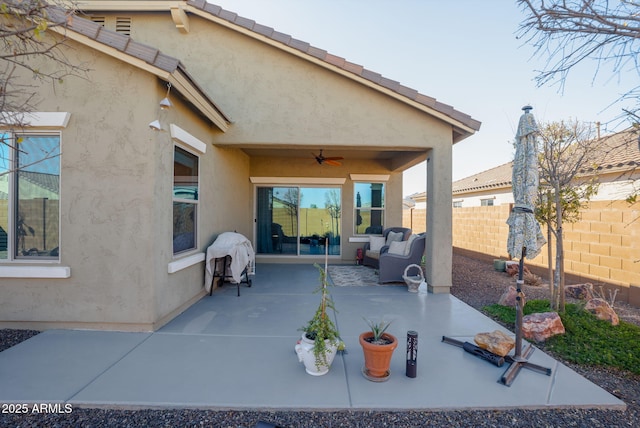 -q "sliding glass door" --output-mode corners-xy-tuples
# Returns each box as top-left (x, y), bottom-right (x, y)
(256, 186), (341, 256)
